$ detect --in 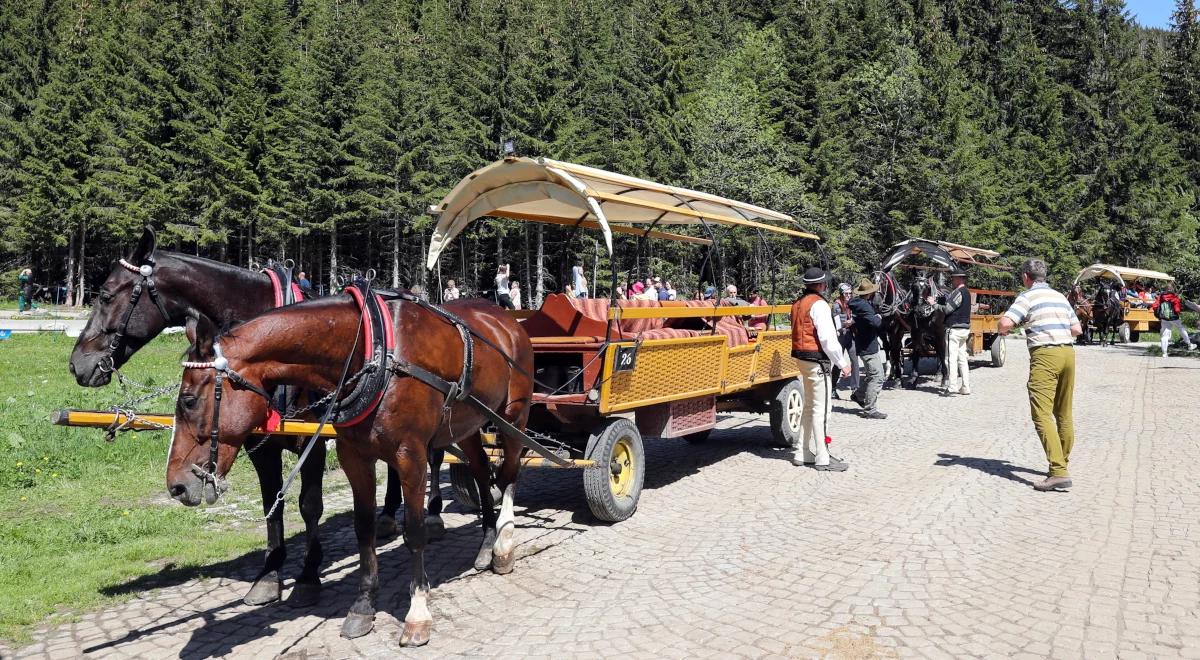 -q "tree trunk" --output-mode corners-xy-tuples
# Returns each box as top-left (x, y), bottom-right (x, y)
(75, 219), (86, 307)
(66, 227), (77, 306)
(391, 213), (400, 289)
(523, 225), (532, 304)
(329, 222), (338, 290)
(534, 224), (545, 308)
